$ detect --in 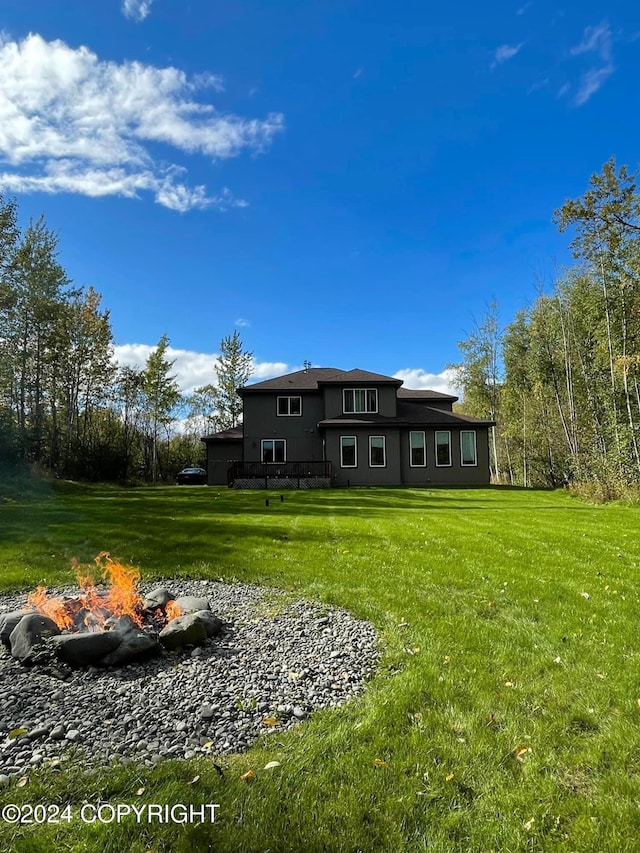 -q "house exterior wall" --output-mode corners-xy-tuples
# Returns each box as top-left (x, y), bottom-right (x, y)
(325, 426), (491, 487)
(399, 428), (491, 485)
(242, 392), (324, 462)
(206, 440), (242, 485)
(321, 385), (397, 419)
(325, 427), (402, 487)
